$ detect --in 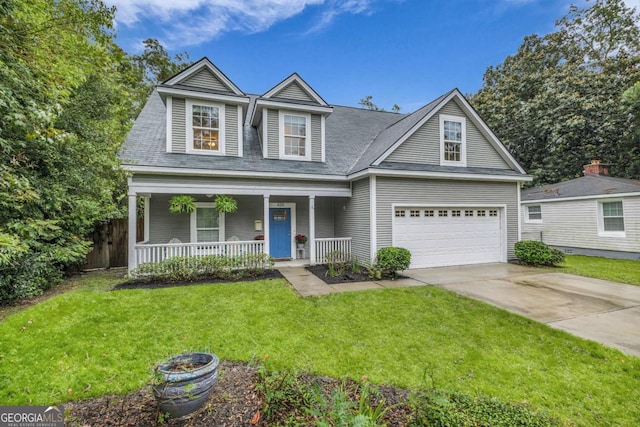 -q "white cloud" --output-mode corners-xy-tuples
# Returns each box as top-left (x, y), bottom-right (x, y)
(106, 0), (384, 47)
